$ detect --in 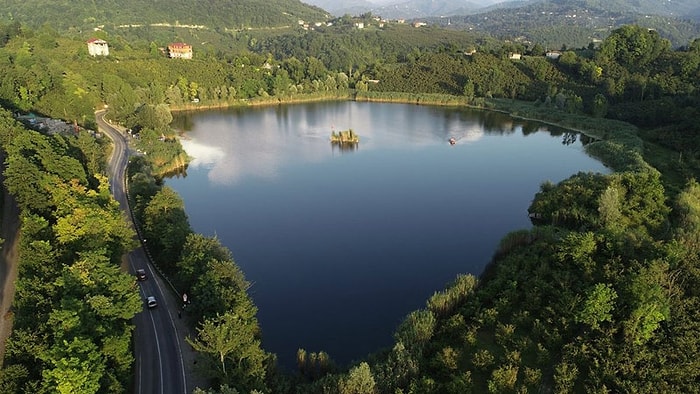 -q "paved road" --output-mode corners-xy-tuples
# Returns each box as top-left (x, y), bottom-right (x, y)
(97, 111), (188, 394)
